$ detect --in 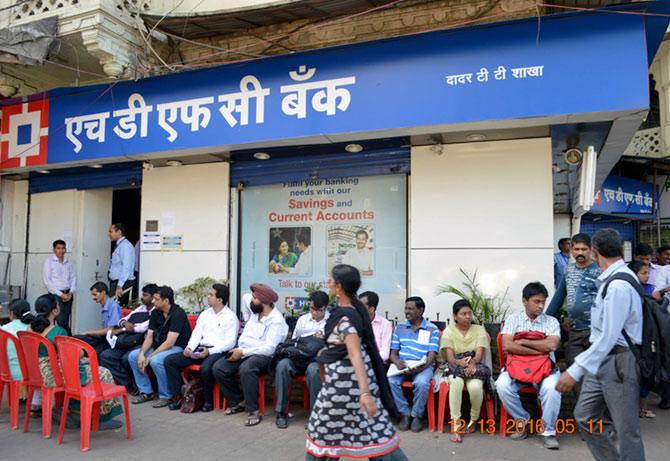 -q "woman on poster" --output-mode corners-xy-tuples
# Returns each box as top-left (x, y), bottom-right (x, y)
(269, 240), (298, 273)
